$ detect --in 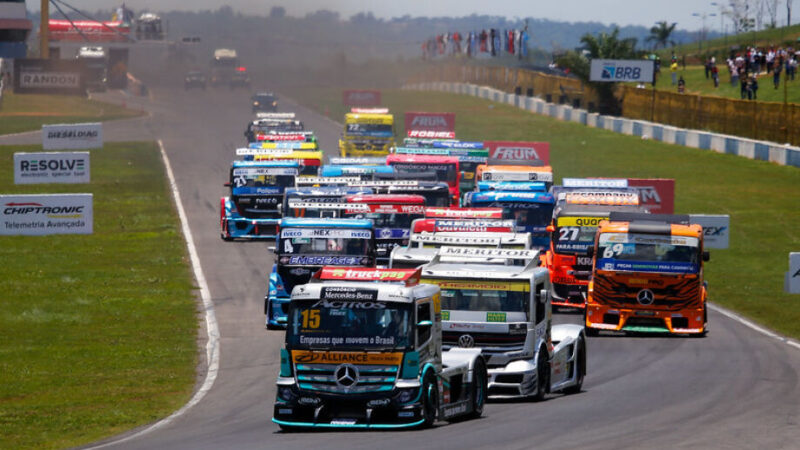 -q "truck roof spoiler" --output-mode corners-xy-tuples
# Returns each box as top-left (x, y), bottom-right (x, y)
(608, 212), (691, 235)
(312, 266), (421, 286)
(287, 201), (369, 211)
(296, 177), (362, 186)
(373, 171), (439, 181)
(427, 246), (540, 267)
